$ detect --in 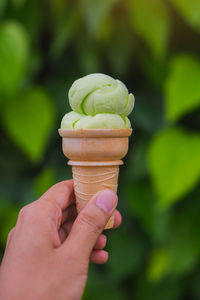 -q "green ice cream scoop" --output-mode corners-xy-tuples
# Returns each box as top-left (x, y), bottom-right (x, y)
(61, 111), (131, 129)
(61, 73), (135, 129)
(69, 73), (134, 116)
